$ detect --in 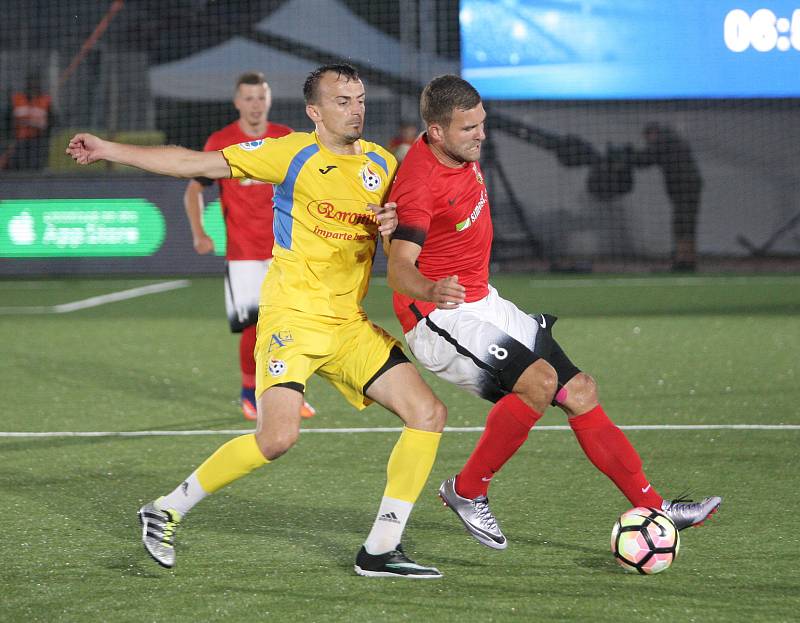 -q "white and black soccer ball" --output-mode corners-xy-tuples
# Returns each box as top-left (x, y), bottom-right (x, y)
(611, 507), (680, 575)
